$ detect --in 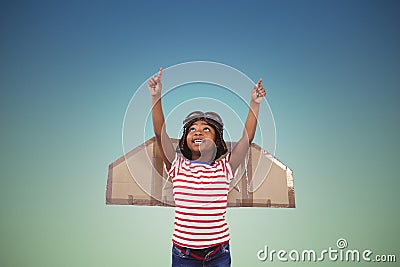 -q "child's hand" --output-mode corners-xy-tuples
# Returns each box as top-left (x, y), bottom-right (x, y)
(148, 67), (163, 97)
(251, 78), (266, 104)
